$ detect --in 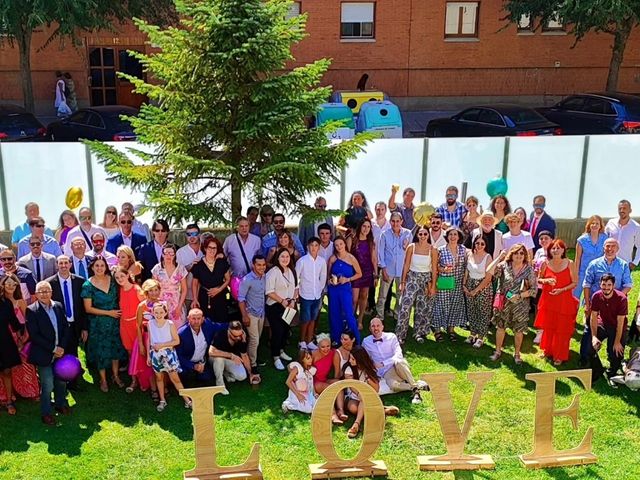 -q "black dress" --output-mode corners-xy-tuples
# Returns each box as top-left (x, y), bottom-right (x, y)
(191, 257), (230, 323)
(0, 298), (22, 370)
